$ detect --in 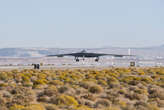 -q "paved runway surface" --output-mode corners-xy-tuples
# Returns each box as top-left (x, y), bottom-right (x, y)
(0, 57), (164, 69)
